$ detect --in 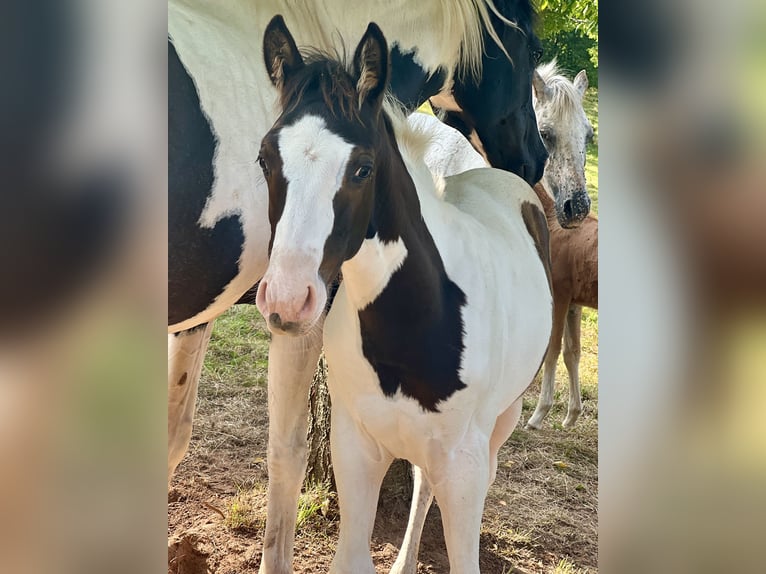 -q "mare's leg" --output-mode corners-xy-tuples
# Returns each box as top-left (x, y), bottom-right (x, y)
(526, 300), (568, 429)
(562, 305), (584, 428)
(259, 325), (324, 574)
(389, 465), (434, 574)
(330, 404), (393, 574)
(431, 436), (490, 574)
(168, 322), (214, 485)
